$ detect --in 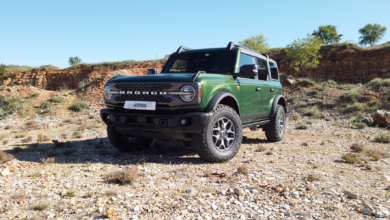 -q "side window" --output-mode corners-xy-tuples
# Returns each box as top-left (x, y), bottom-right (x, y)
(169, 59), (188, 72)
(239, 53), (256, 79)
(269, 62), (279, 80)
(256, 58), (269, 81)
